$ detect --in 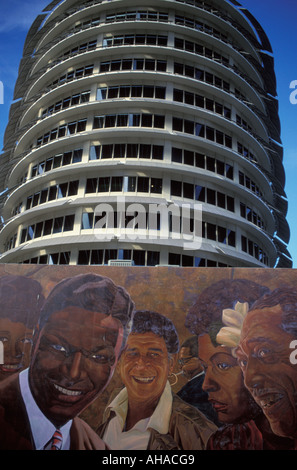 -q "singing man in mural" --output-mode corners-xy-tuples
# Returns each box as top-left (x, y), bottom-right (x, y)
(97, 310), (217, 450)
(0, 273), (135, 450)
(236, 286), (297, 449)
